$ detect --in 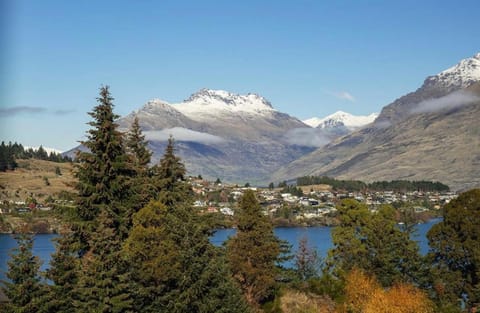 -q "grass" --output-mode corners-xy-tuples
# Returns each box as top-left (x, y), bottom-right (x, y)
(0, 159), (76, 203)
(279, 289), (336, 313)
